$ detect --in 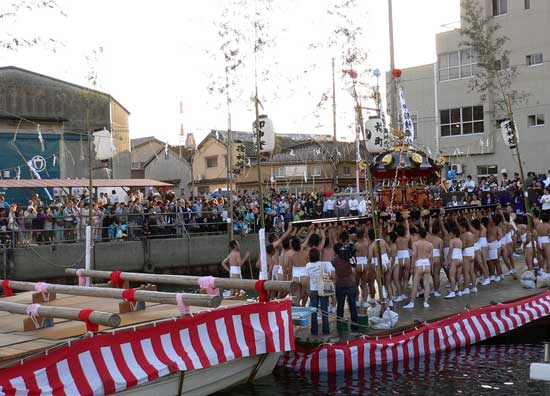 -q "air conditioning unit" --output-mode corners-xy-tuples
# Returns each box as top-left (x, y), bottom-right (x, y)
(451, 164), (464, 175)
